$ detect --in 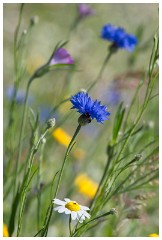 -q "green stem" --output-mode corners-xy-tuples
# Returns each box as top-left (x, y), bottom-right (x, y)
(17, 127), (49, 236)
(72, 210), (115, 237)
(37, 143), (45, 231)
(54, 124), (81, 197)
(8, 4), (25, 128)
(40, 124), (81, 236)
(89, 151), (113, 209)
(87, 51), (113, 92)
(69, 215), (72, 236)
(13, 76), (34, 197)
